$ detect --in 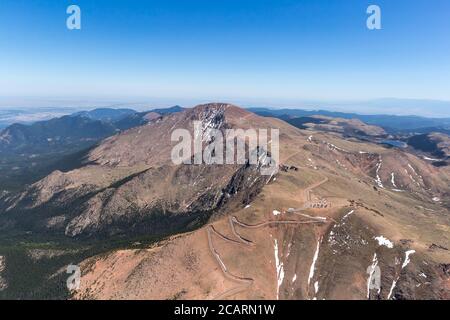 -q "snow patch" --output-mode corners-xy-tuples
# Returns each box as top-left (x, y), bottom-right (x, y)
(274, 239), (285, 300)
(391, 173), (398, 188)
(367, 253), (379, 298)
(342, 209), (354, 220)
(375, 159), (384, 188)
(308, 238), (321, 286)
(388, 249), (416, 299)
(374, 236), (394, 249)
(401, 250), (415, 269)
(407, 163), (423, 186)
(423, 156), (440, 161)
(387, 278), (398, 300)
(325, 141), (348, 153)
